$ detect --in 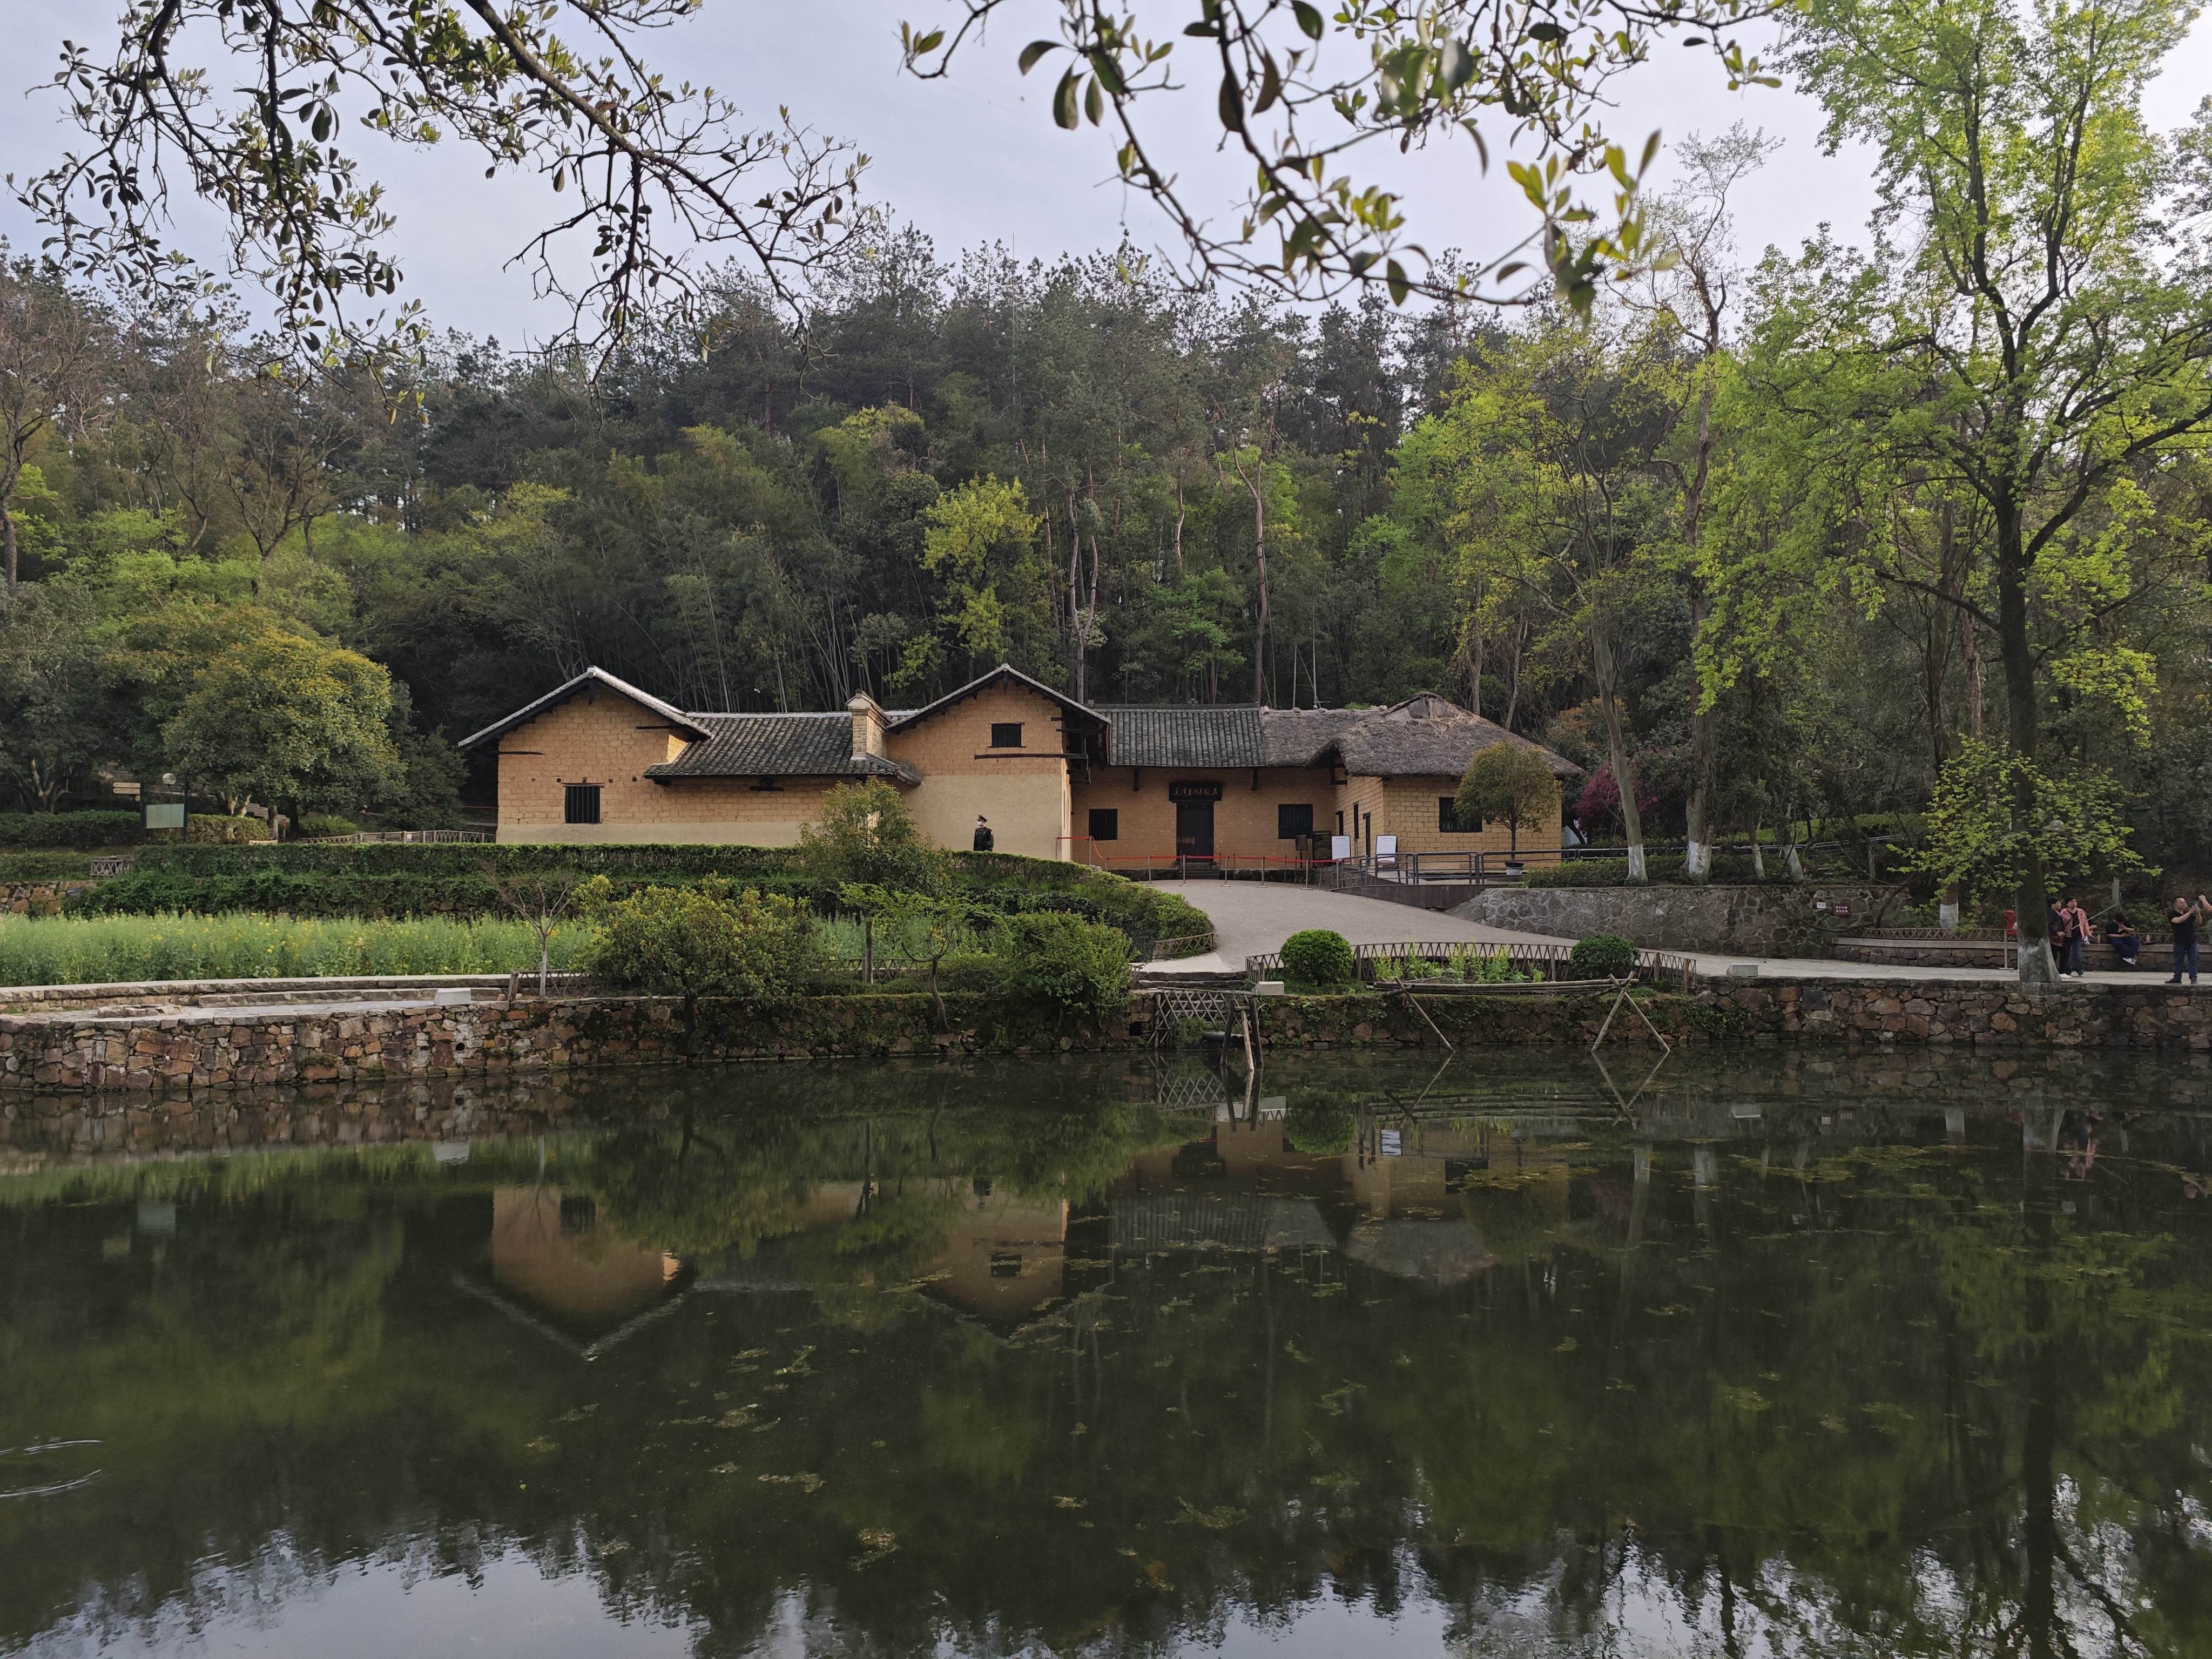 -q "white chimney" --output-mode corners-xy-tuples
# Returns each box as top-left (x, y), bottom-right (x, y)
(847, 693), (887, 759)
